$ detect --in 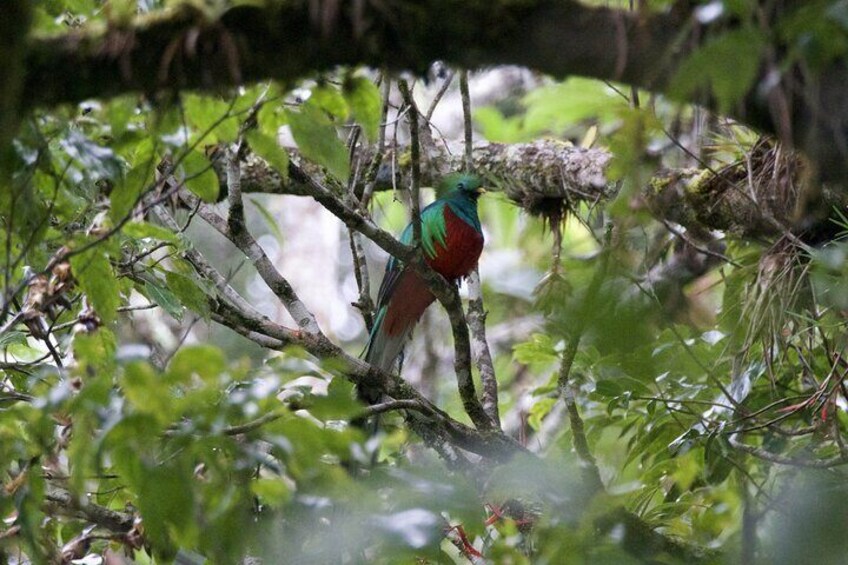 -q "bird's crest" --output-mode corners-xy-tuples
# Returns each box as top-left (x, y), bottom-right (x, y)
(437, 173), (485, 198)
